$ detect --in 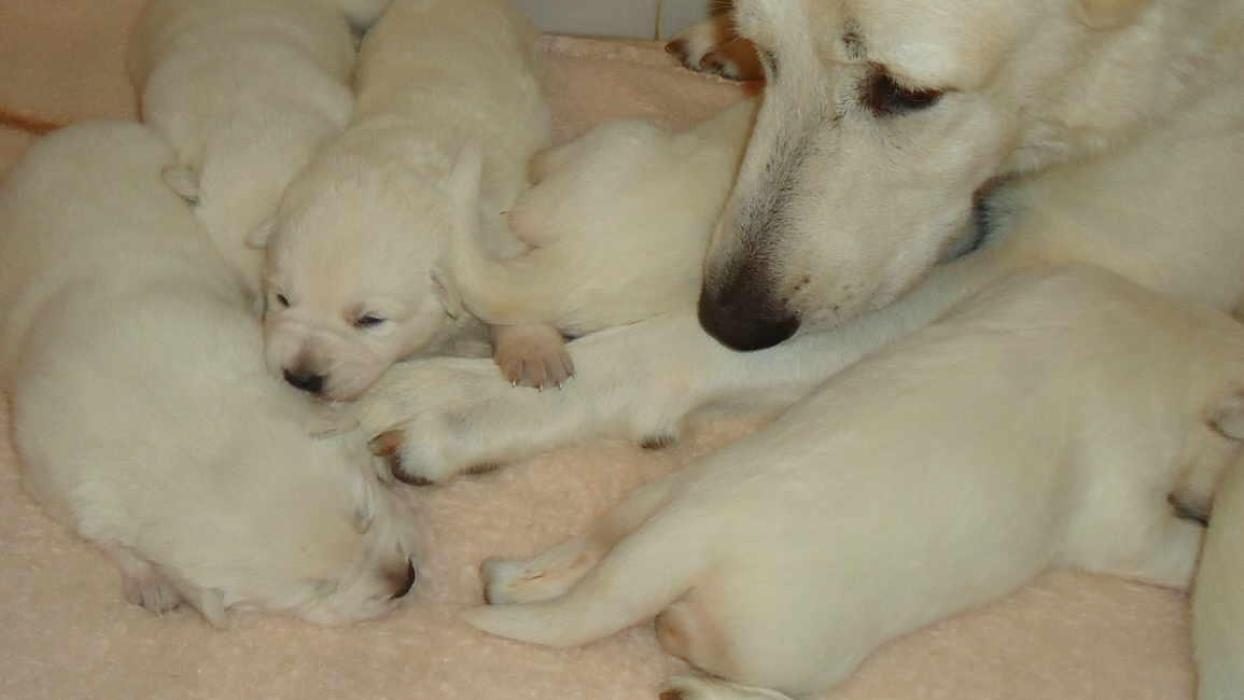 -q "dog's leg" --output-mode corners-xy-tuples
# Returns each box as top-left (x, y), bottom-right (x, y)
(659, 674), (794, 700)
(1194, 460), (1244, 700)
(355, 247), (1021, 484)
(106, 545), (184, 615)
(491, 323), (574, 389)
(482, 470), (686, 604)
